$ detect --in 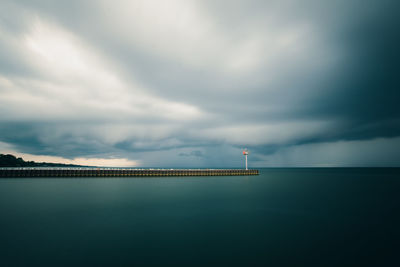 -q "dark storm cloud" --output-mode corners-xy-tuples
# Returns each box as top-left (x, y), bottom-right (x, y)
(307, 1), (400, 121)
(178, 150), (204, 157)
(0, 122), (115, 158)
(0, 0), (399, 166)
